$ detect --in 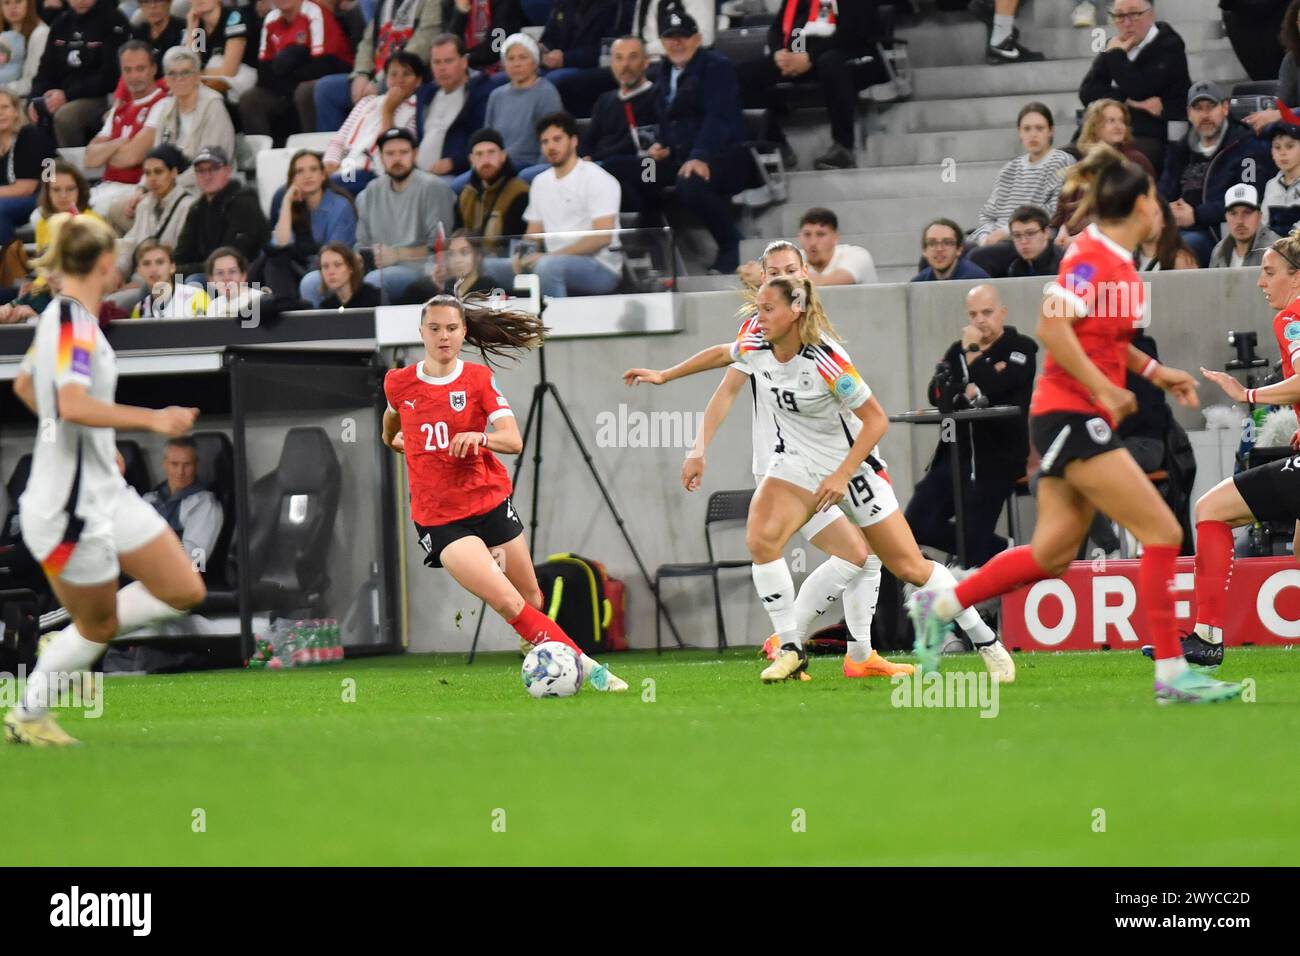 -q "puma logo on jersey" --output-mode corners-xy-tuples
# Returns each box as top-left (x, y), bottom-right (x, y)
(403, 399), (417, 409)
